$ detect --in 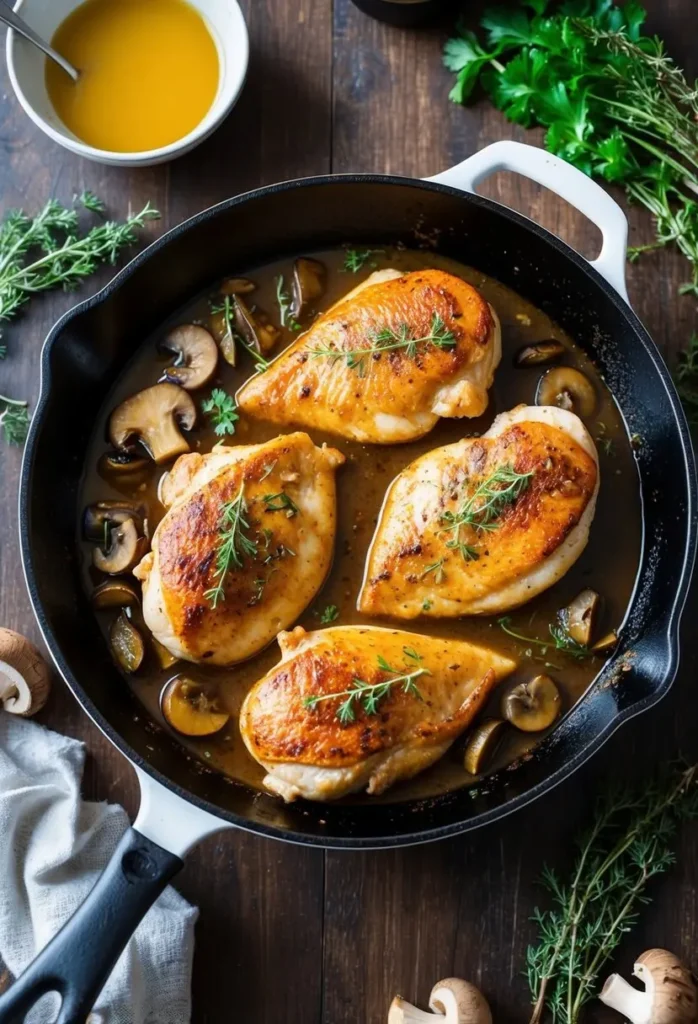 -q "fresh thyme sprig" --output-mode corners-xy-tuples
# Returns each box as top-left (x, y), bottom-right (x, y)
(204, 483), (259, 608)
(303, 647), (428, 724)
(262, 492), (299, 517)
(201, 388), (239, 437)
(440, 465), (534, 560)
(275, 275), (301, 331)
(343, 248), (382, 273)
(527, 765), (698, 1024)
(0, 393), (29, 445)
(499, 615), (591, 661)
(308, 311), (457, 377)
(210, 296), (270, 372)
